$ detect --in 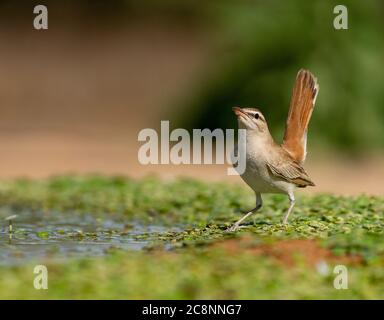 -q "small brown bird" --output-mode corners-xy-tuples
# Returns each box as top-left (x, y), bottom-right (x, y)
(227, 69), (319, 231)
